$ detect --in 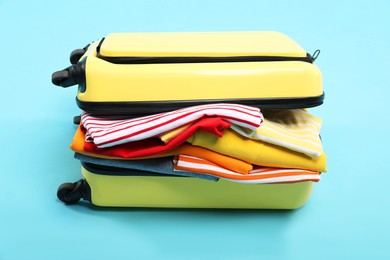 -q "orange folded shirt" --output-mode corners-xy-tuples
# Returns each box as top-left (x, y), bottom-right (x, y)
(175, 144), (252, 174)
(174, 155), (320, 184)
